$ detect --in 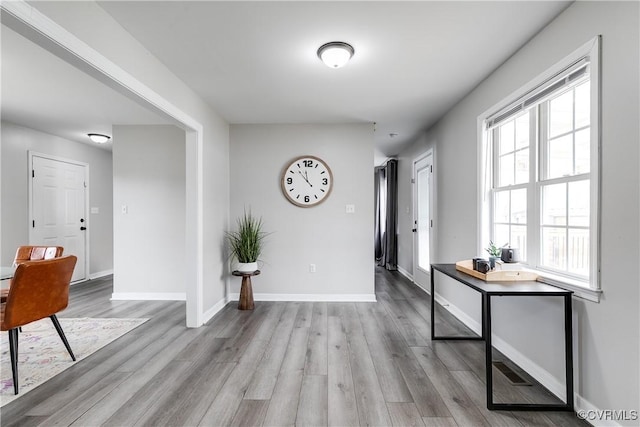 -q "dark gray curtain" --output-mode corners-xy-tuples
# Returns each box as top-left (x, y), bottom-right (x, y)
(384, 159), (398, 270)
(374, 159), (398, 270)
(374, 166), (385, 263)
